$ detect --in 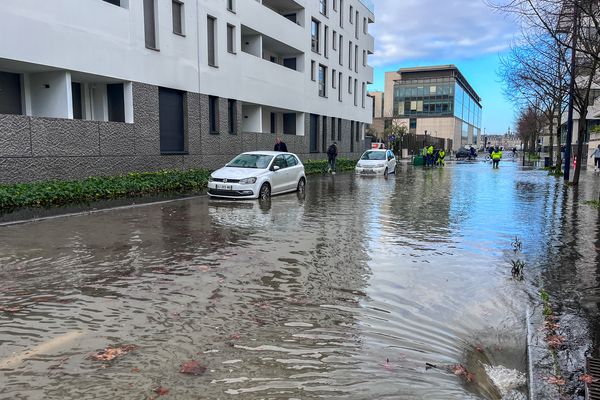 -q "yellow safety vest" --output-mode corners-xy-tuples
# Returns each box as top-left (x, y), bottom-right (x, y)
(427, 146), (434, 155)
(492, 151), (502, 160)
(439, 151), (445, 159)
